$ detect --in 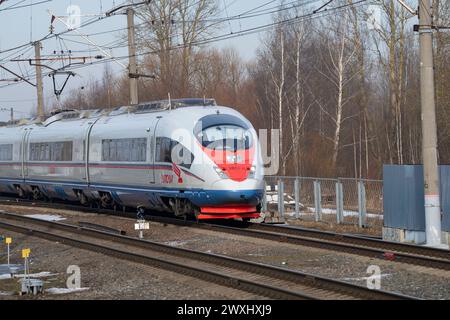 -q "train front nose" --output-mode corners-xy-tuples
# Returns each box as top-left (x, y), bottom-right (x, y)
(205, 189), (263, 206)
(191, 179), (264, 220)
